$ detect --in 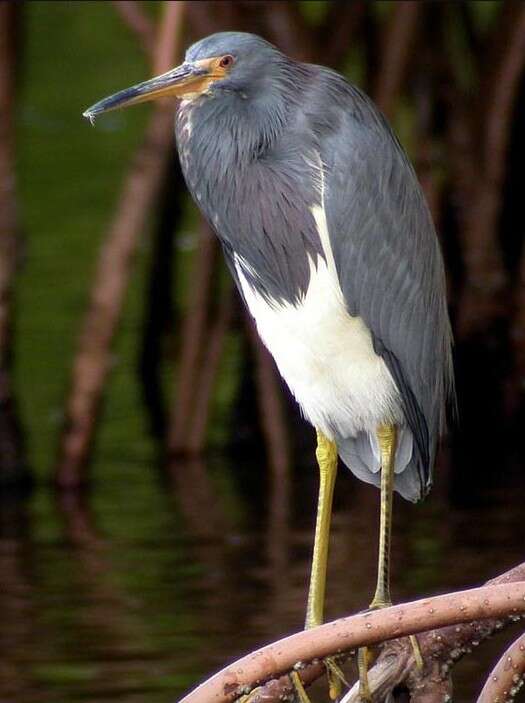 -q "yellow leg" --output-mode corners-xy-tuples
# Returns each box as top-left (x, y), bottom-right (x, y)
(357, 425), (423, 702)
(369, 424), (397, 610)
(290, 672), (311, 703)
(358, 424), (397, 701)
(305, 429), (338, 629)
(302, 430), (347, 700)
(242, 432), (345, 703)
